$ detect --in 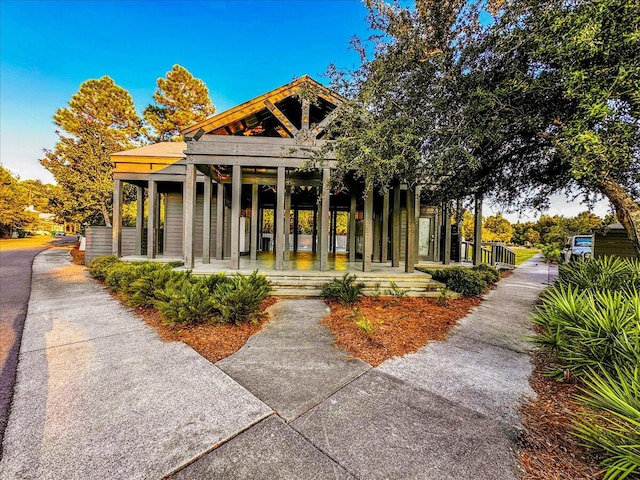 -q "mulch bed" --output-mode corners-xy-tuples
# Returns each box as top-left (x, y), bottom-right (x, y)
(70, 242), (85, 265)
(518, 350), (602, 479)
(322, 296), (482, 366)
(131, 297), (278, 364)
